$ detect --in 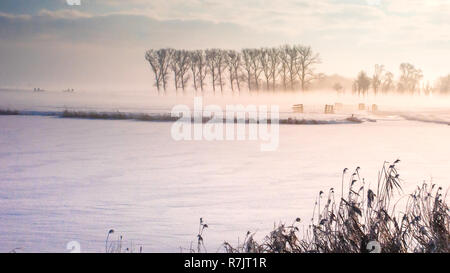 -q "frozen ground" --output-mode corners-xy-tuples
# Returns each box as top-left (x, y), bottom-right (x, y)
(0, 89), (449, 252)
